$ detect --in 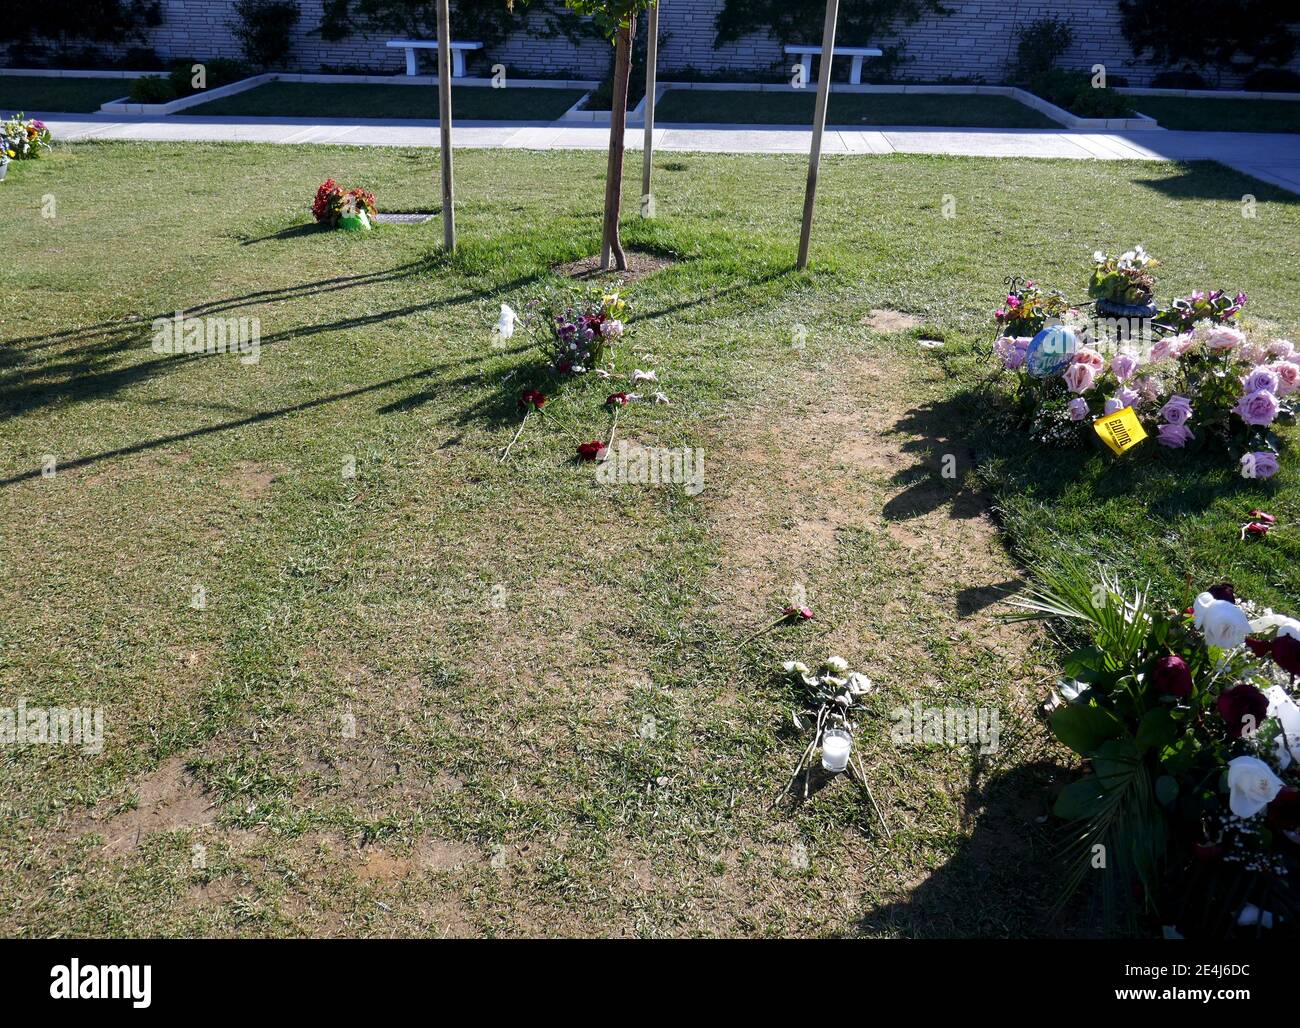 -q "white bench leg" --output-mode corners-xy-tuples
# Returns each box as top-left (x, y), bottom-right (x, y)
(452, 50), (466, 78)
(405, 48), (417, 76)
(850, 56), (863, 85)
